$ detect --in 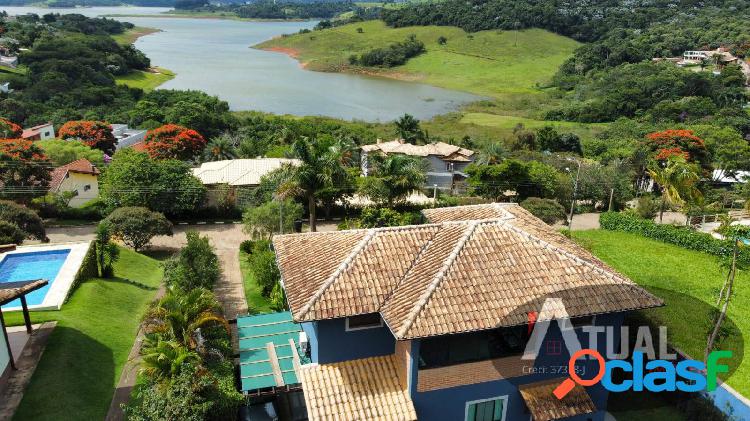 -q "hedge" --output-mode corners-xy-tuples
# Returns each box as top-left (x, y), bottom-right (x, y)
(599, 212), (750, 265)
(67, 240), (99, 301)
